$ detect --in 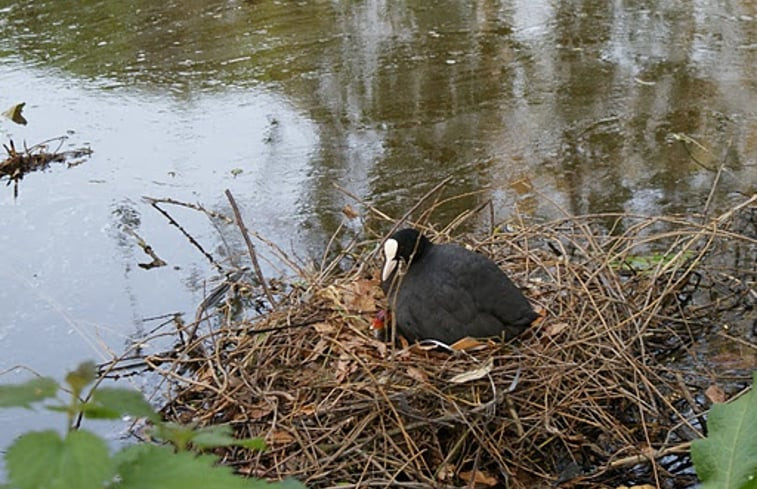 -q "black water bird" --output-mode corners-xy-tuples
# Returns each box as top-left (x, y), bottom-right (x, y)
(380, 228), (537, 344)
